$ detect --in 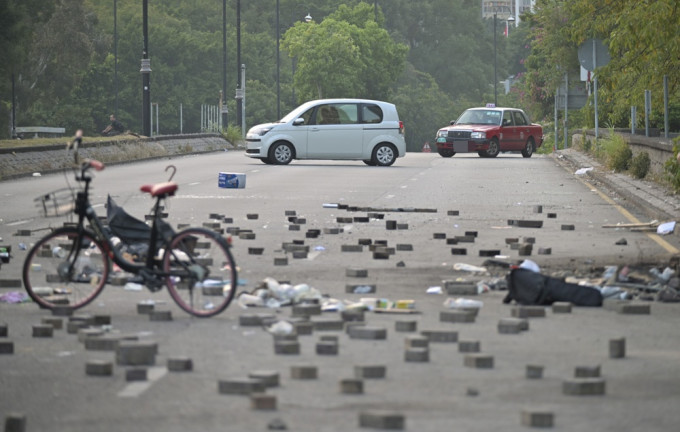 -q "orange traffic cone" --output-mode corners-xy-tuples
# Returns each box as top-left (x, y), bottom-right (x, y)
(422, 142), (431, 153)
